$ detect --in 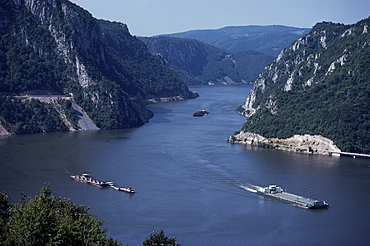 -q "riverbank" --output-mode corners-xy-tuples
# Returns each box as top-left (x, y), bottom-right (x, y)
(144, 91), (199, 104)
(228, 131), (341, 155)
